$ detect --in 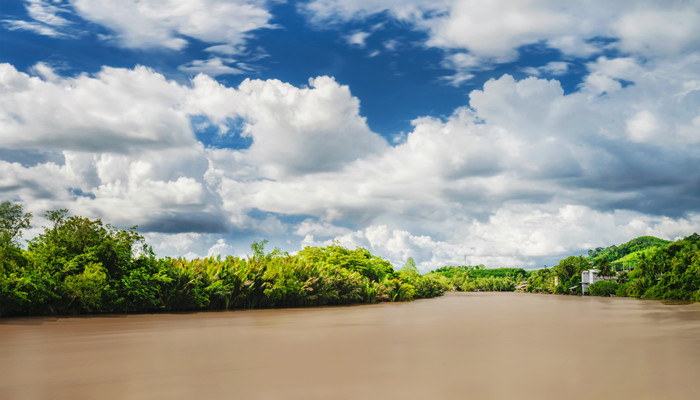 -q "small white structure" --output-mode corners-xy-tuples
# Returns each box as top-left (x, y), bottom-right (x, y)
(581, 269), (605, 294)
